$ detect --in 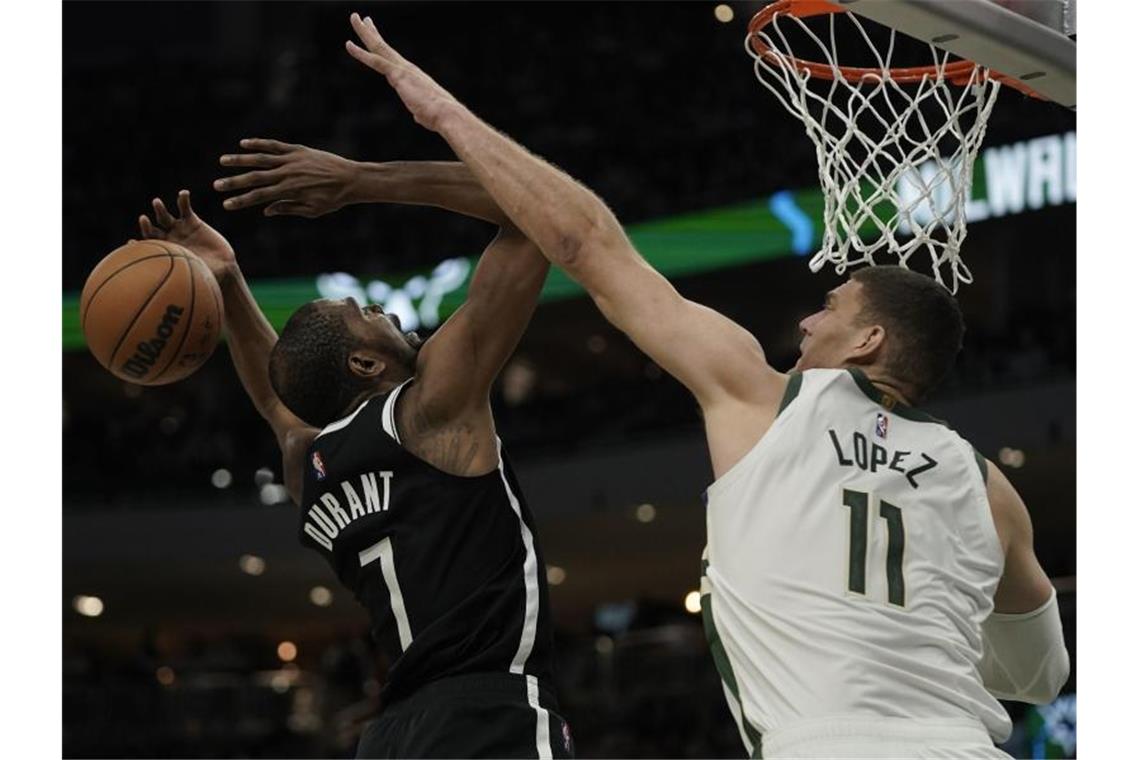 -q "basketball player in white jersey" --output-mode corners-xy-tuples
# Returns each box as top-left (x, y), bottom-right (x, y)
(340, 13), (1070, 757)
